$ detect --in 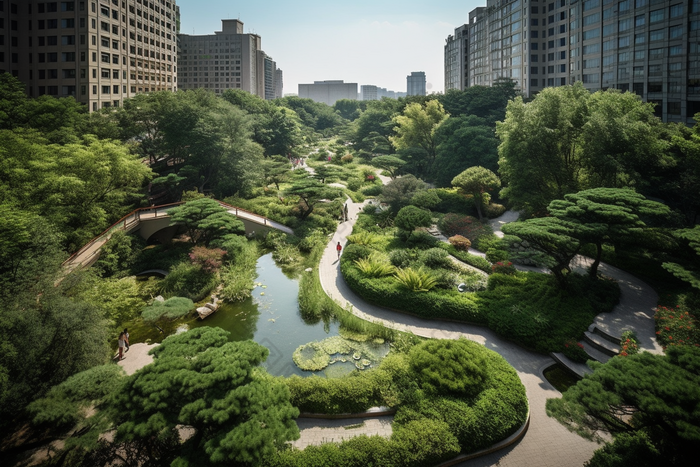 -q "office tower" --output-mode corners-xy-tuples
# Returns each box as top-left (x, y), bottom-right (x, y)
(444, 24), (469, 91)
(298, 80), (358, 105)
(178, 19), (269, 97)
(460, 0), (699, 123)
(407, 71), (426, 96)
(0, 0), (180, 111)
(274, 67), (283, 99)
(361, 84), (378, 100)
